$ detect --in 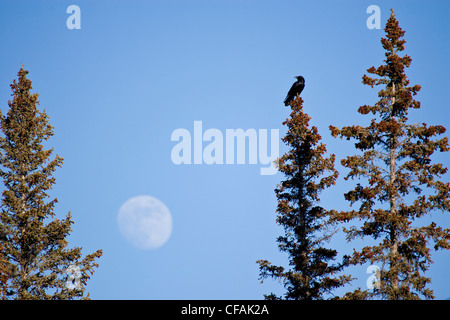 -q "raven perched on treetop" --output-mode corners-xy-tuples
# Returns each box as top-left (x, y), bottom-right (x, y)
(284, 76), (305, 106)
